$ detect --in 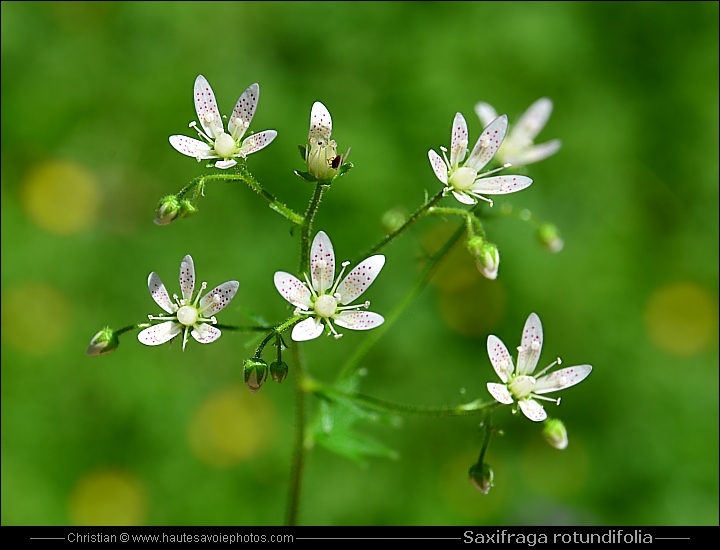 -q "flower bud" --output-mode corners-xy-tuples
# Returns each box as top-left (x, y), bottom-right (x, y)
(243, 358), (268, 393)
(382, 209), (408, 234)
(270, 360), (289, 383)
(542, 418), (568, 450)
(465, 236), (485, 258)
(154, 195), (181, 226)
(537, 223), (564, 253)
(475, 242), (500, 280)
(468, 462), (494, 494)
(86, 327), (119, 356)
(178, 200), (198, 219)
